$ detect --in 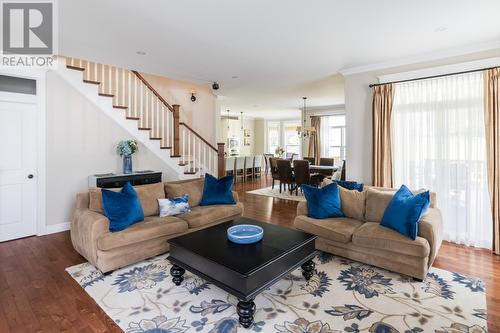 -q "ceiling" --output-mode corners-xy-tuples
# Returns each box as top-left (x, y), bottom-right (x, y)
(59, 0), (500, 118)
